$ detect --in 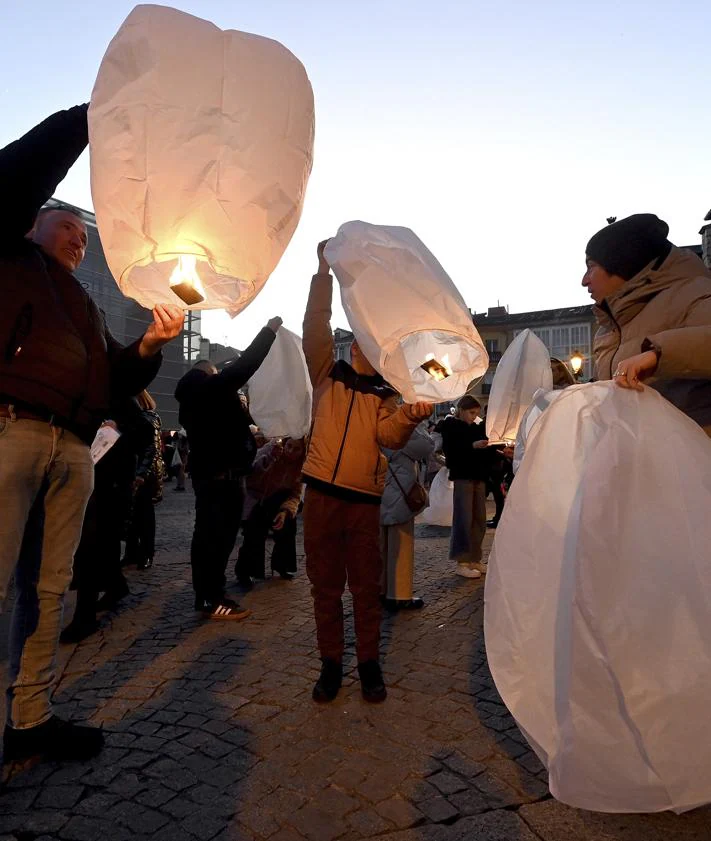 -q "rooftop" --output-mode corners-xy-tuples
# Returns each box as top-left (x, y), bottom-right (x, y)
(472, 304), (595, 327)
